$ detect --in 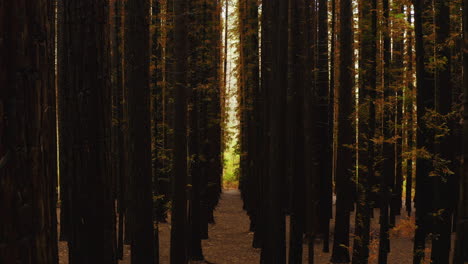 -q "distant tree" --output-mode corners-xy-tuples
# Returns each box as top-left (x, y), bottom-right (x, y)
(0, 0), (58, 263)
